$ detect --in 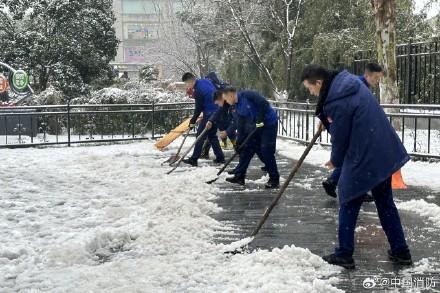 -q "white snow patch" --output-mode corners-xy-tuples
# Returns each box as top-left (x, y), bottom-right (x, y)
(0, 141), (341, 292)
(397, 199), (440, 227)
